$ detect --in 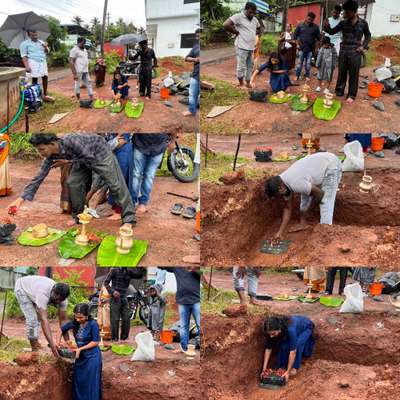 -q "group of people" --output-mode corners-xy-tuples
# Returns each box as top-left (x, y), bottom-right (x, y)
(8, 132), (176, 226)
(14, 268), (200, 400)
(225, 0), (371, 102)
